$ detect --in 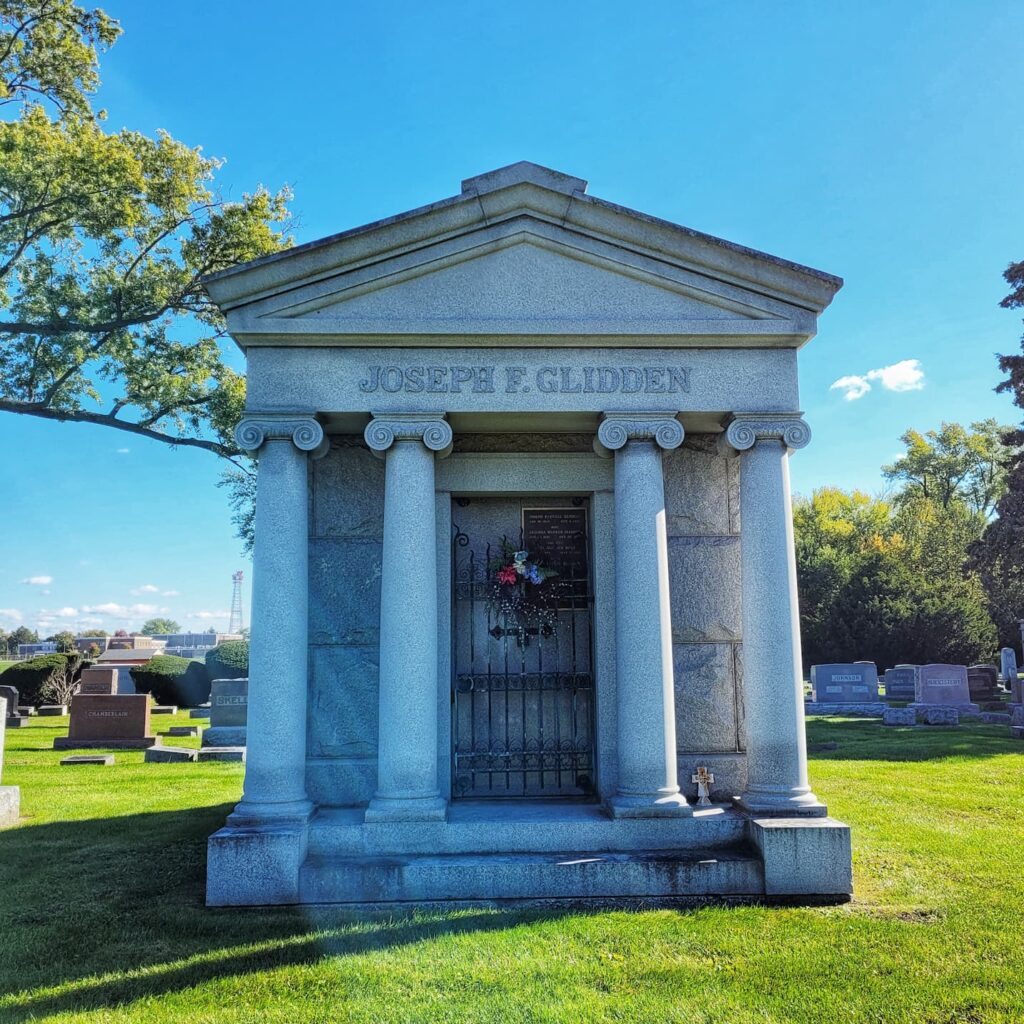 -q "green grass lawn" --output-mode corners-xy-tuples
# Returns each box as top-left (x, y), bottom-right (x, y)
(0, 713), (1021, 1023)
